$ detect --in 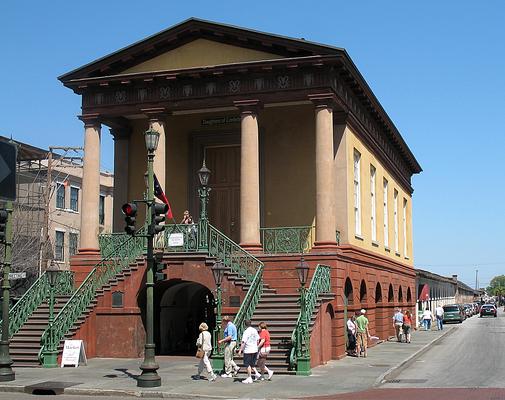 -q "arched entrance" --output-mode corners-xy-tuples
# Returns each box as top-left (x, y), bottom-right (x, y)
(139, 280), (216, 355)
